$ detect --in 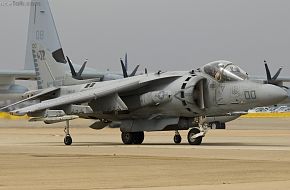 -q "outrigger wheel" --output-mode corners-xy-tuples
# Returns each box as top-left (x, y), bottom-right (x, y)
(64, 135), (72, 146)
